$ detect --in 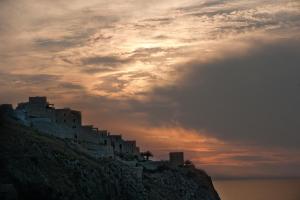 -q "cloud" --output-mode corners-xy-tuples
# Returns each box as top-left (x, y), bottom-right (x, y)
(0, 73), (61, 86)
(141, 17), (174, 25)
(92, 75), (128, 93)
(34, 38), (80, 50)
(1, 0), (300, 178)
(176, 0), (300, 38)
(129, 39), (300, 148)
(177, 0), (228, 12)
(0, 72), (86, 100)
(33, 29), (92, 51)
(81, 55), (131, 66)
(58, 82), (85, 90)
(81, 67), (117, 74)
(228, 155), (272, 162)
